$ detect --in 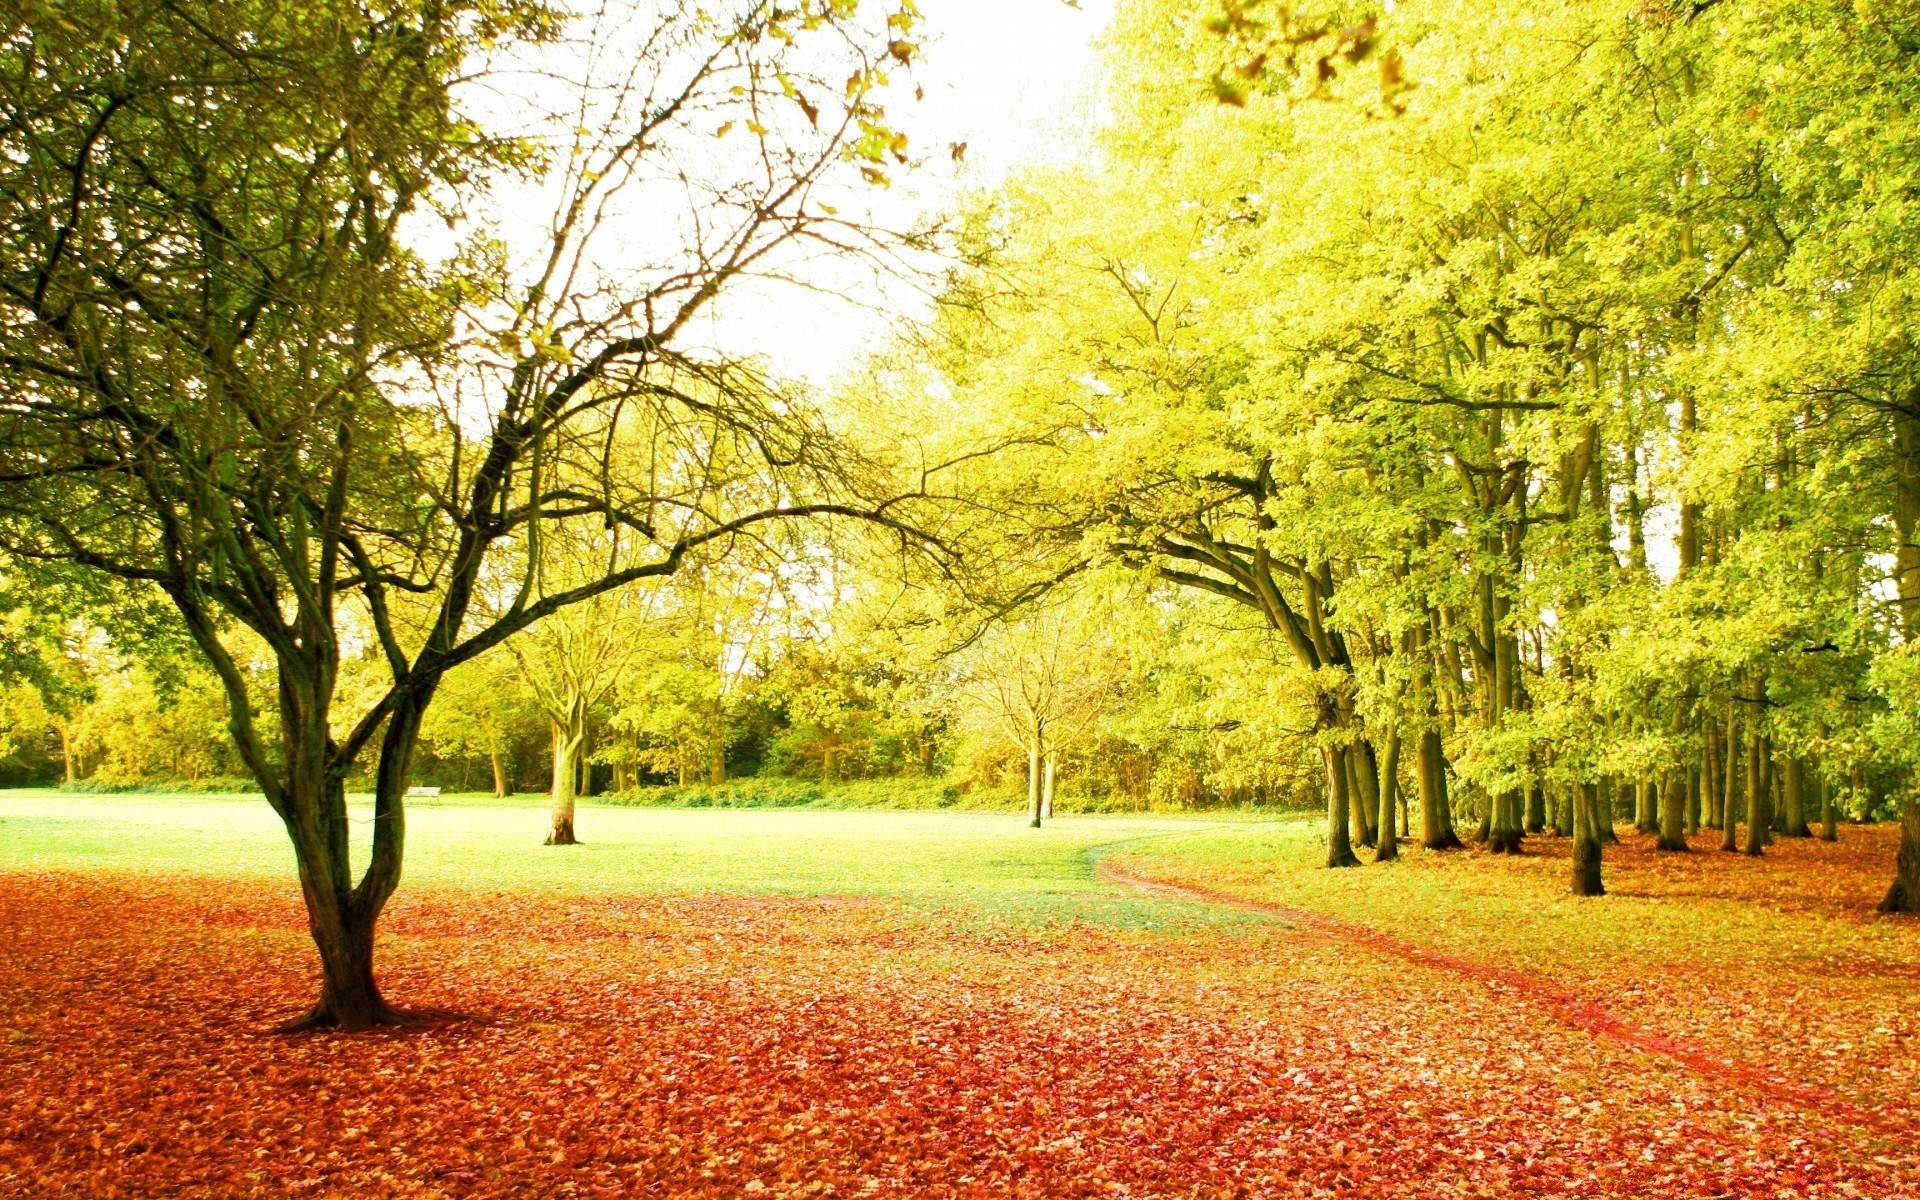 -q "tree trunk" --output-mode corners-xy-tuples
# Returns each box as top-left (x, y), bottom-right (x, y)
(278, 765), (409, 1032)
(1027, 738), (1042, 828)
(1704, 725), (1723, 831)
(1635, 778), (1659, 835)
(547, 718), (582, 846)
(1524, 779), (1547, 835)
(1596, 777), (1618, 844)
(1375, 734), (1399, 862)
(1818, 773), (1838, 842)
(1571, 782), (1605, 897)
(1551, 784), (1574, 836)
(1041, 749), (1056, 822)
(1656, 772), (1690, 852)
(1759, 745), (1776, 844)
(1878, 795), (1920, 913)
(1685, 768), (1701, 836)
(1353, 741), (1381, 848)
(1744, 731), (1766, 857)
(1780, 756), (1811, 837)
(1721, 717), (1741, 851)
(56, 723), (76, 786)
(1488, 789), (1524, 854)
(1324, 744), (1360, 868)
(295, 885), (390, 1032)
(1416, 730), (1463, 850)
(709, 698), (726, 785)
(1347, 750), (1372, 850)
